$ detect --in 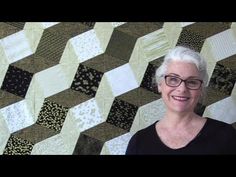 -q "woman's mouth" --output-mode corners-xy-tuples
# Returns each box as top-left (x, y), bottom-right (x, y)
(172, 96), (190, 101)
